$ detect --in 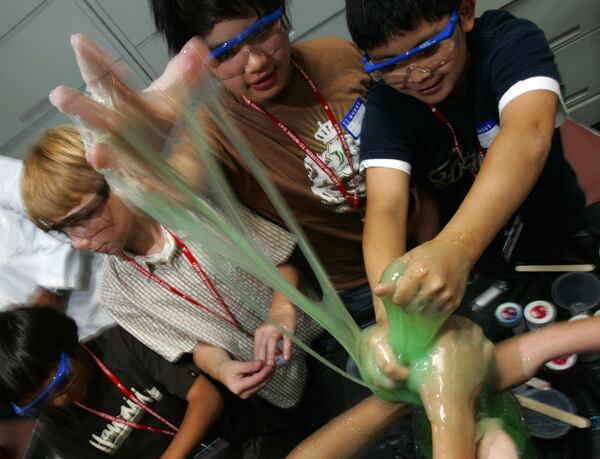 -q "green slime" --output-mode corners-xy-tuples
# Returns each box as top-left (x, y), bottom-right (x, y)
(81, 72), (529, 457)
